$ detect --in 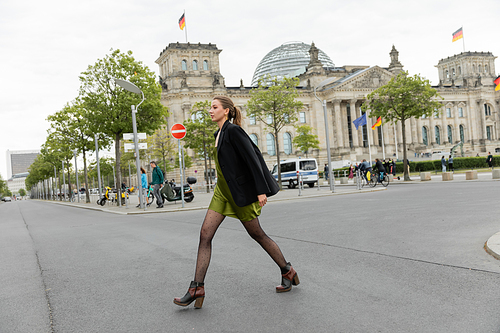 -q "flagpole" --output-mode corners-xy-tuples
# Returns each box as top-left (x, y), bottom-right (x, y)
(394, 123), (398, 160)
(462, 26), (465, 52)
(381, 121), (385, 160)
(367, 111), (372, 166)
(184, 10), (188, 43)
